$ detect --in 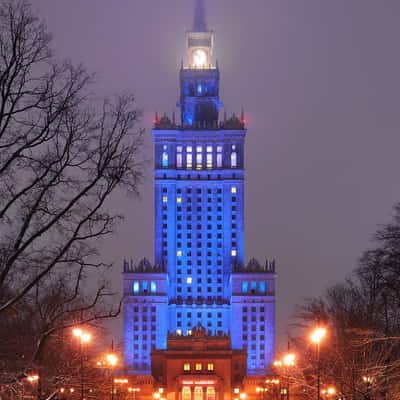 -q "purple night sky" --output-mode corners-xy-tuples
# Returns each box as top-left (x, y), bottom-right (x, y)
(32, 0), (400, 348)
